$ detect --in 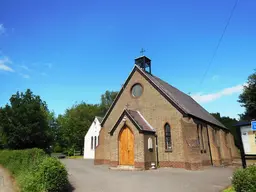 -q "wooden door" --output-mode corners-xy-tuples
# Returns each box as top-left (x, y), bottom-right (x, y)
(119, 127), (134, 165)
